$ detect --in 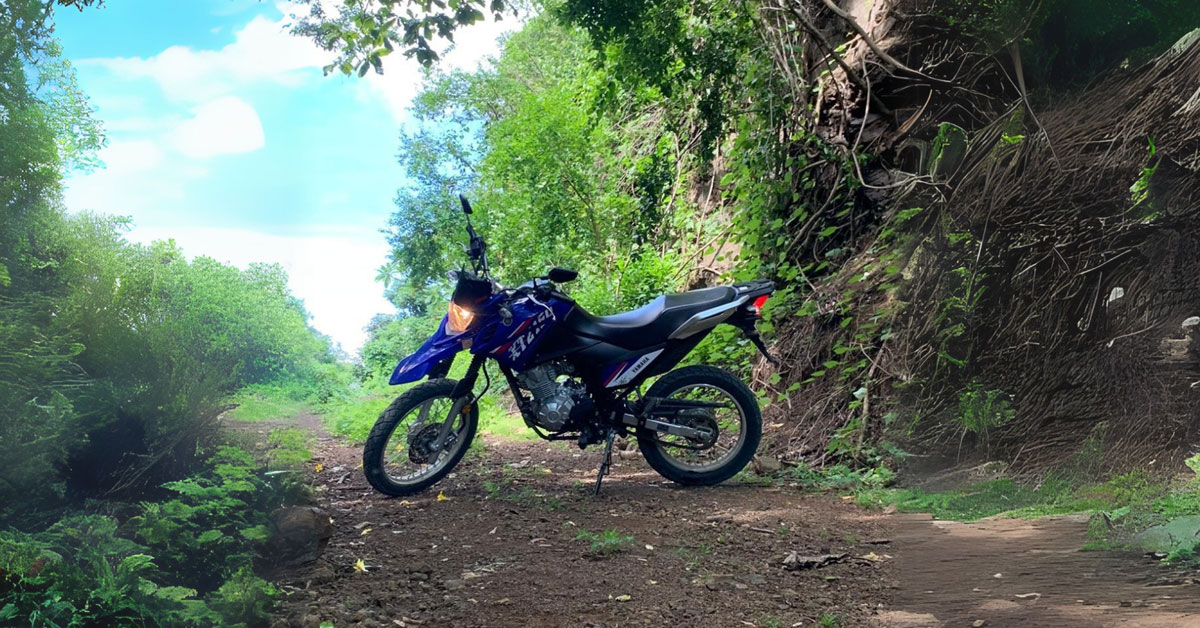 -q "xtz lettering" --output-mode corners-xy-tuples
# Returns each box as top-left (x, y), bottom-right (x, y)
(501, 308), (555, 361)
